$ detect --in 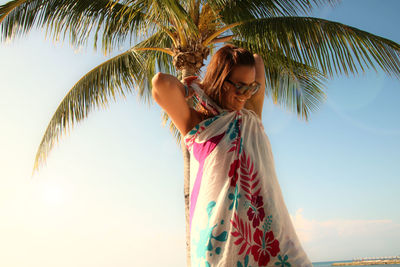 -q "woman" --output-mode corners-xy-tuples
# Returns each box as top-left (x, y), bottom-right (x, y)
(152, 44), (312, 267)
